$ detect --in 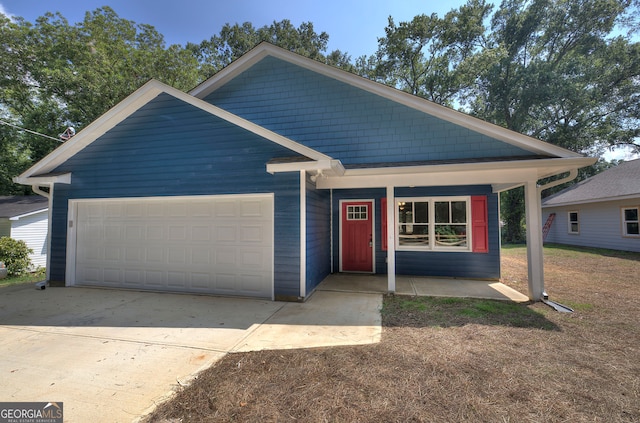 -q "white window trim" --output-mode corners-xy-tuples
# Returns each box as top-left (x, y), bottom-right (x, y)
(395, 196), (472, 252)
(567, 210), (580, 234)
(621, 206), (640, 238)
